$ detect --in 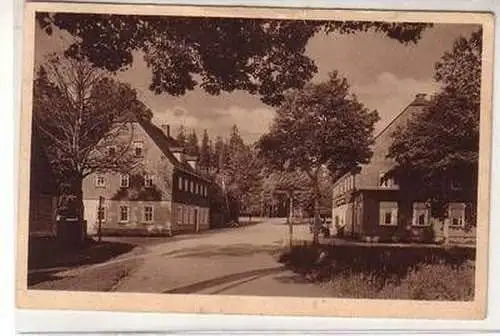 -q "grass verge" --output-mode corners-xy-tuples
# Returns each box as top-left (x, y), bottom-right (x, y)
(279, 243), (475, 301)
